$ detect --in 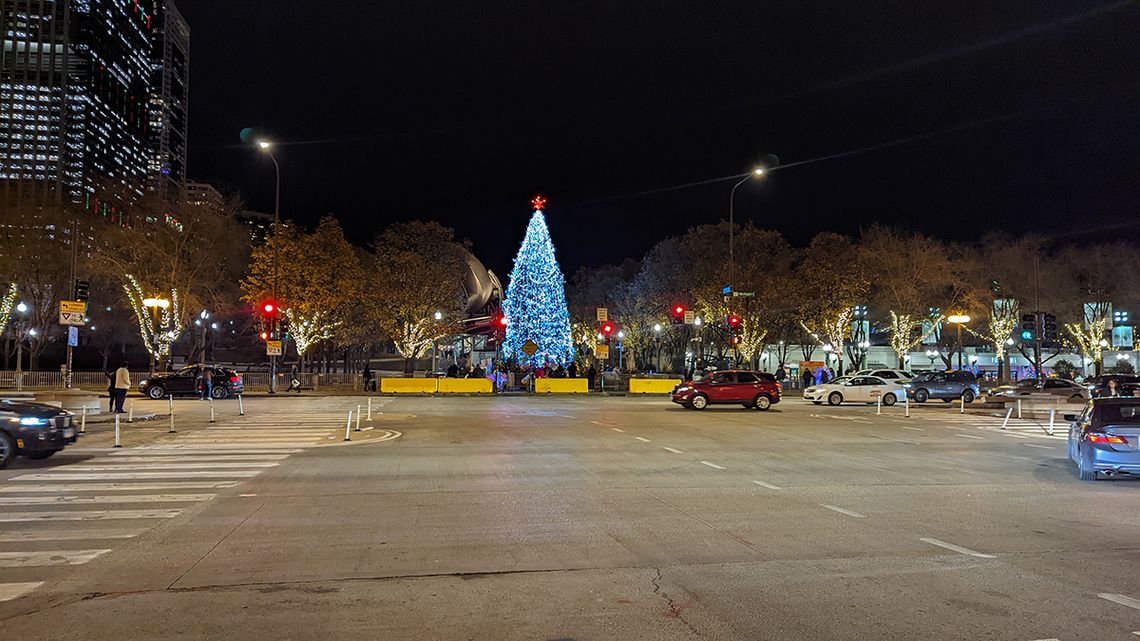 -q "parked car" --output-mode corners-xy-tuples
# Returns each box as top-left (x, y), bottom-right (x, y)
(854, 369), (914, 381)
(803, 375), (906, 406)
(671, 370), (781, 410)
(139, 365), (244, 400)
(0, 400), (78, 468)
(986, 378), (1088, 402)
(1066, 397), (1140, 480)
(905, 371), (980, 403)
(1083, 374), (1140, 398)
